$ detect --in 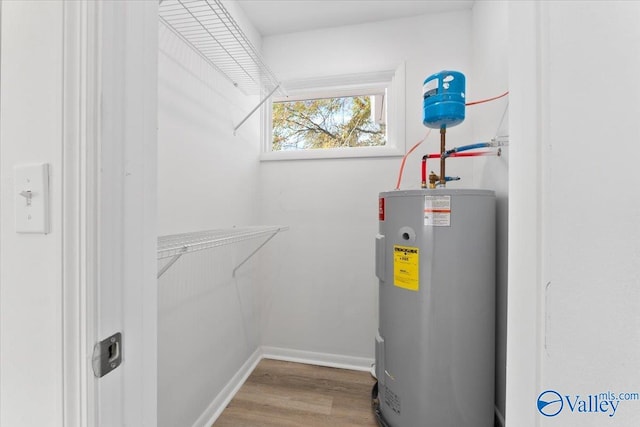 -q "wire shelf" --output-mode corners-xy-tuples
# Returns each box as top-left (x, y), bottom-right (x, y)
(157, 226), (288, 260)
(159, 0), (281, 97)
